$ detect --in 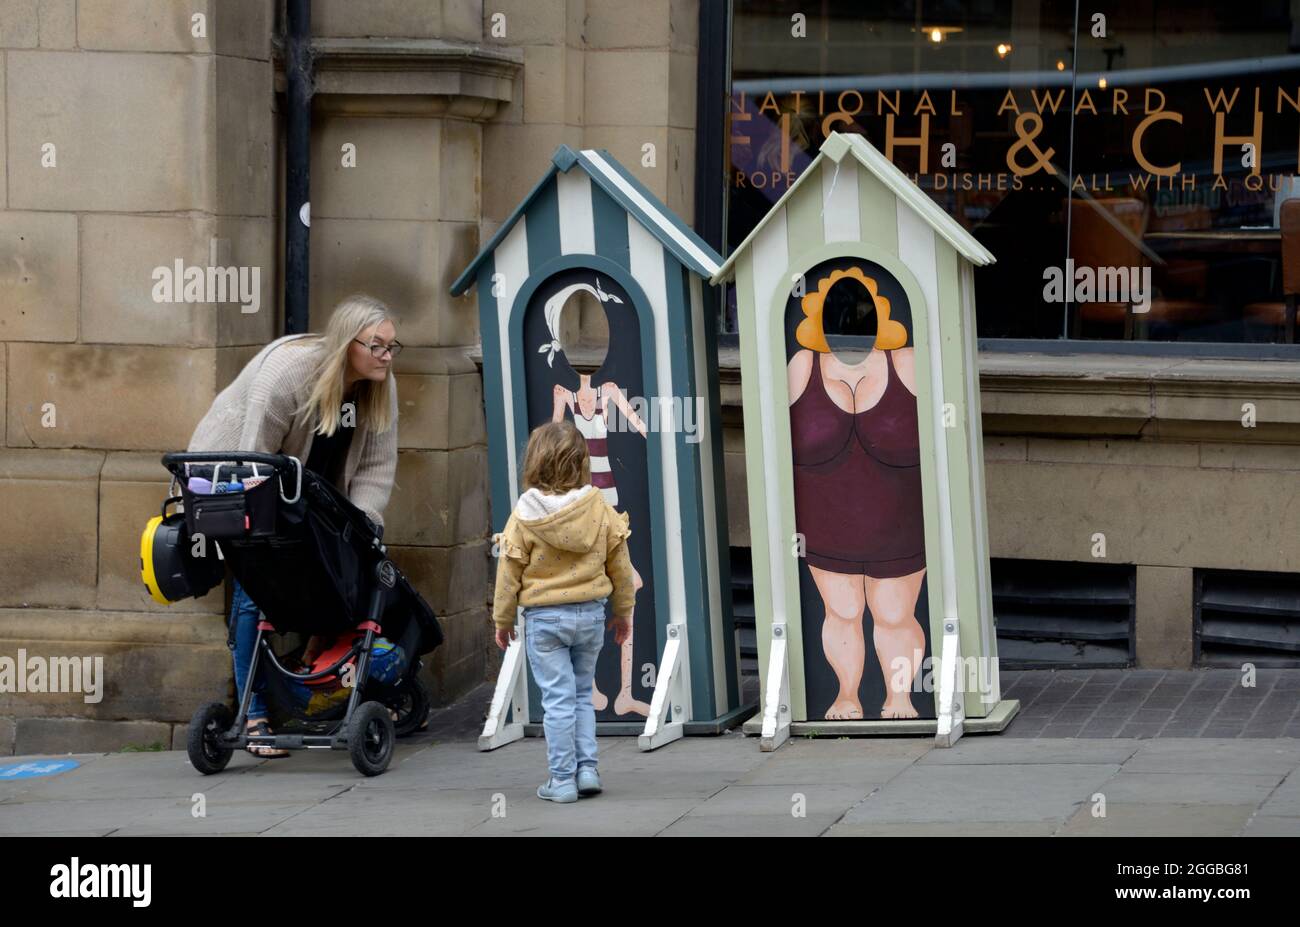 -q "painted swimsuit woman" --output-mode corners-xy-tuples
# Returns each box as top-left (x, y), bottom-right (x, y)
(539, 277), (652, 717)
(788, 267), (927, 719)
